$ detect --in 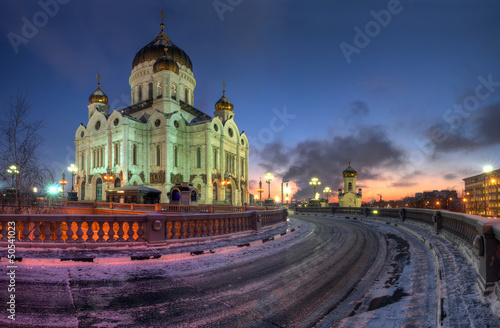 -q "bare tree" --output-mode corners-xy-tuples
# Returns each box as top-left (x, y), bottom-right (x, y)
(0, 91), (53, 213)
